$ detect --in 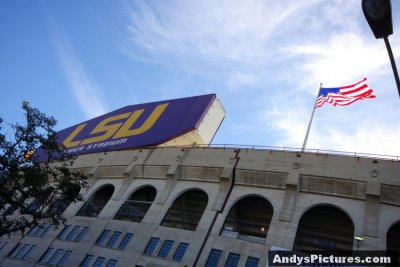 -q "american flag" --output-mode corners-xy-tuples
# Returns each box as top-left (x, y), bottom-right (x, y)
(315, 78), (376, 108)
